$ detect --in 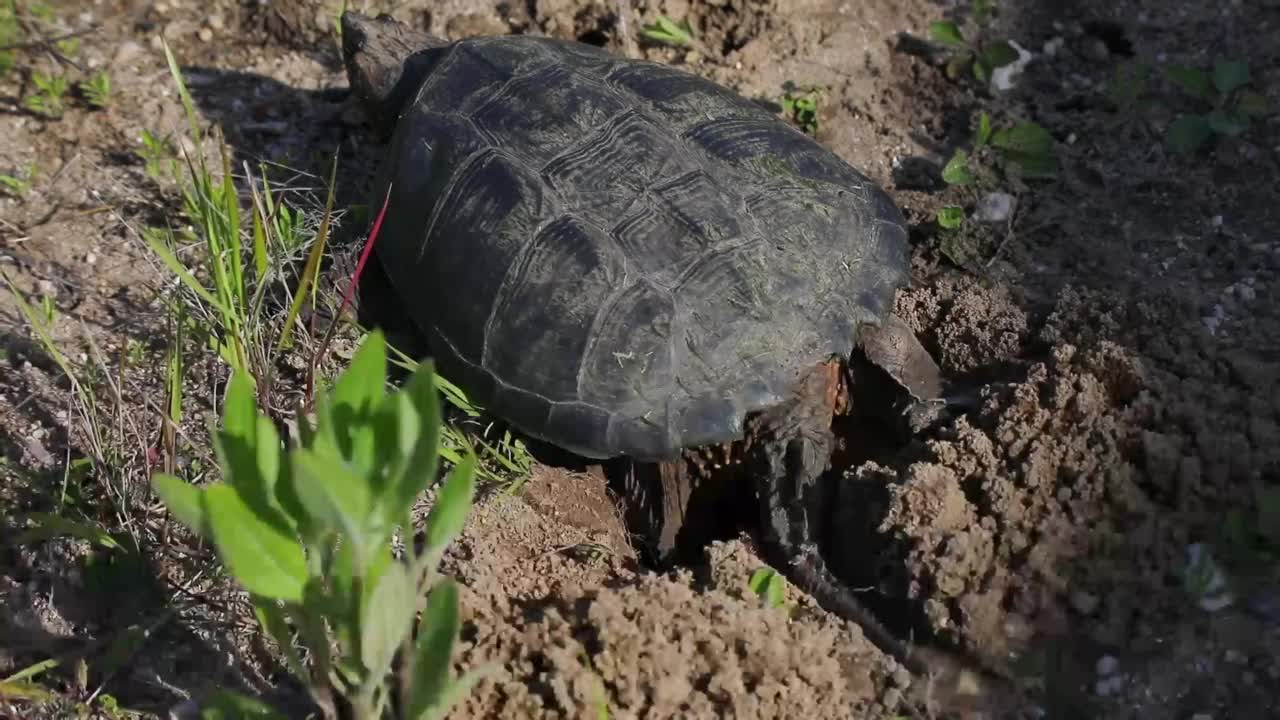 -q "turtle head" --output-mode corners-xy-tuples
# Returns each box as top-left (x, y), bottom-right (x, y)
(341, 11), (448, 137)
